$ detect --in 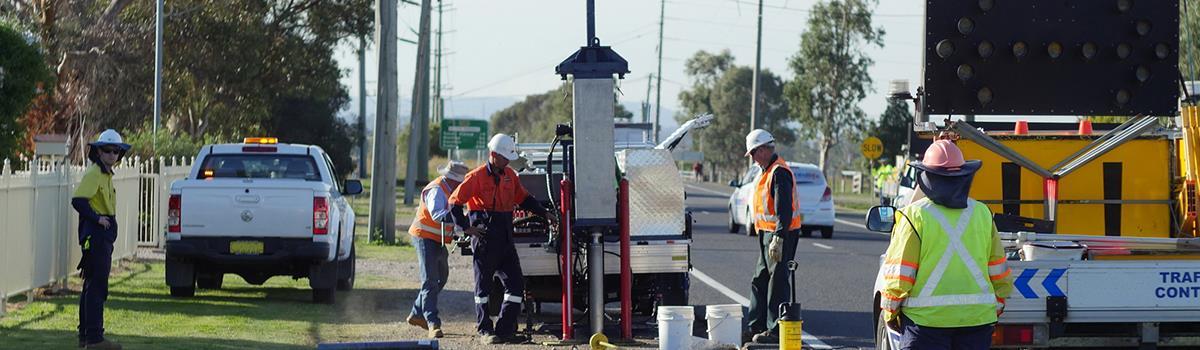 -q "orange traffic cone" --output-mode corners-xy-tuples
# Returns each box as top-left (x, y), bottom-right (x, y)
(1078, 119), (1093, 135)
(1014, 120), (1029, 135)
